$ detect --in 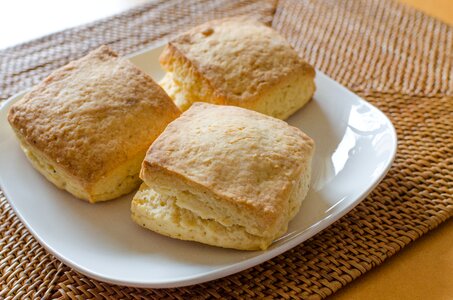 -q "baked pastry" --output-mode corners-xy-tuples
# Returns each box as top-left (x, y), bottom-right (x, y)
(8, 45), (180, 203)
(132, 103), (314, 250)
(159, 17), (315, 119)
